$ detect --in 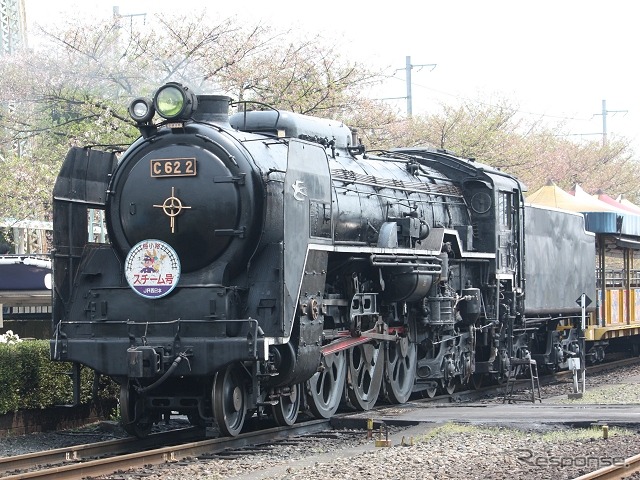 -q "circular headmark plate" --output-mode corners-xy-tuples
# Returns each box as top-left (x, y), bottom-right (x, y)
(125, 239), (181, 299)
